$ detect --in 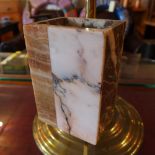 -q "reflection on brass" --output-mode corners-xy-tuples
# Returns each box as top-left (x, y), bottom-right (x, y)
(85, 0), (96, 18)
(33, 97), (143, 155)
